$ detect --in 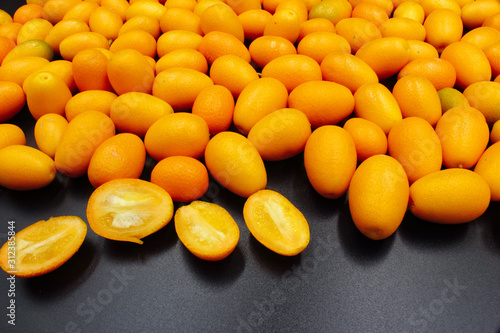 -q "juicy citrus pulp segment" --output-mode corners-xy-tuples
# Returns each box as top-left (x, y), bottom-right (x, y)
(87, 178), (174, 244)
(174, 201), (240, 261)
(0, 216), (87, 278)
(243, 189), (310, 256)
